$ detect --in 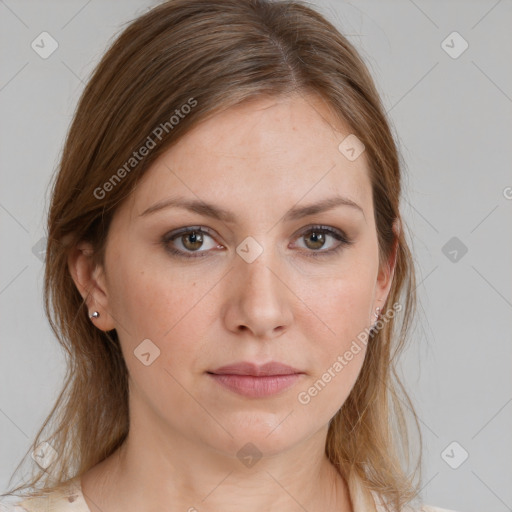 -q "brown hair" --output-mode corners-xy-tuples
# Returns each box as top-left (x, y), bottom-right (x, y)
(3, 1), (422, 510)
